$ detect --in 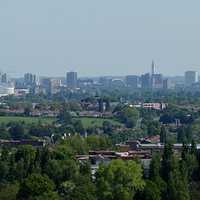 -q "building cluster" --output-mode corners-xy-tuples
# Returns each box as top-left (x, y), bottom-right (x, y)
(126, 61), (172, 90)
(131, 102), (167, 110)
(0, 62), (199, 97)
(13, 71), (78, 95)
(98, 61), (174, 90)
(77, 136), (200, 176)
